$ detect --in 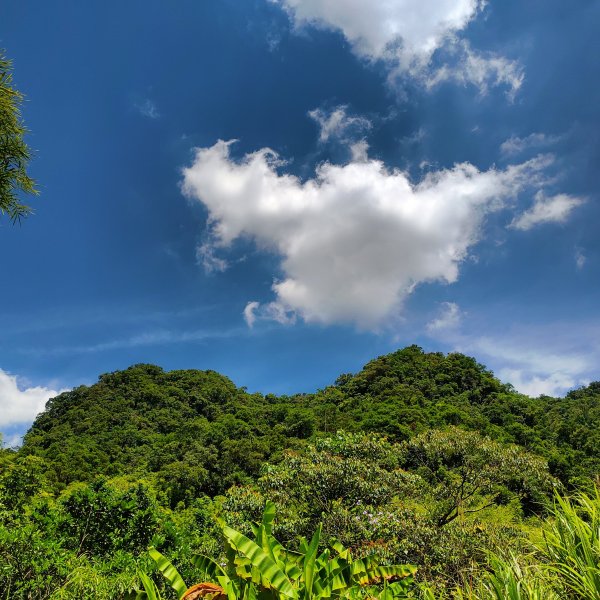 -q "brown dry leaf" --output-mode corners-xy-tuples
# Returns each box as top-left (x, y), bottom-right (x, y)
(182, 582), (228, 600)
